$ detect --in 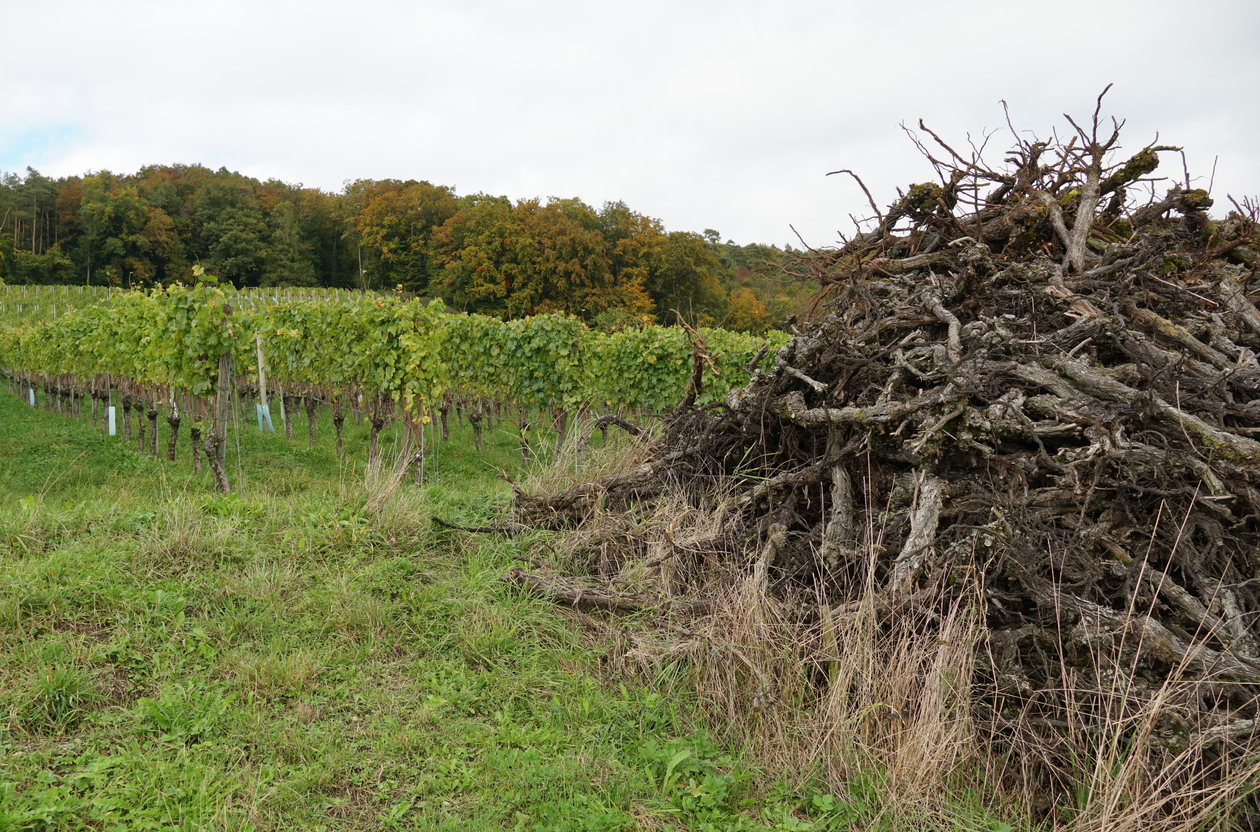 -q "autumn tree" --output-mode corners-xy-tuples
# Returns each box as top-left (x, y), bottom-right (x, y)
(0, 159), (787, 328)
(355, 180), (458, 293)
(432, 196), (651, 321)
(340, 179), (394, 290)
(430, 193), (531, 316)
(725, 286), (772, 334)
(597, 200), (666, 317)
(531, 197), (651, 317)
(139, 165), (213, 269)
